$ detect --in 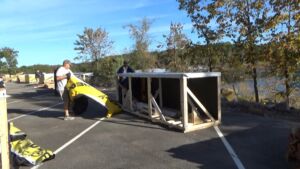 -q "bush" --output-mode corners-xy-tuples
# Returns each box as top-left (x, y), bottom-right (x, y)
(92, 57), (123, 87)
